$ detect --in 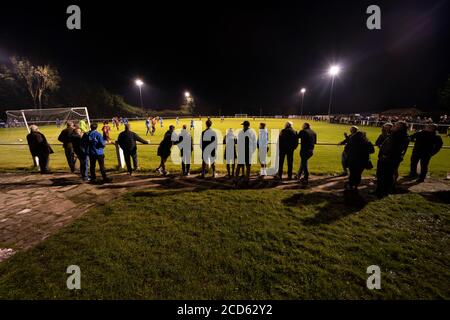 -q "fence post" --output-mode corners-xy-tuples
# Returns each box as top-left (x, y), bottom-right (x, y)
(114, 141), (125, 169)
